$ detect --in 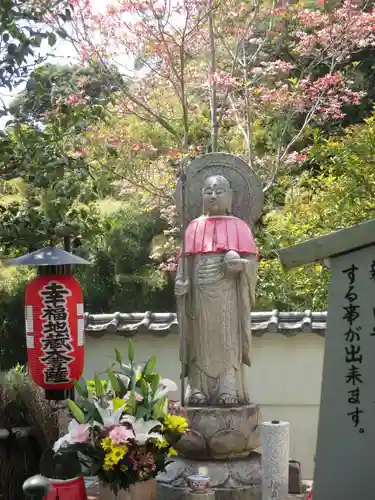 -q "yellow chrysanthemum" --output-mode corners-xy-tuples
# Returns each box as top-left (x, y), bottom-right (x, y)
(106, 444), (128, 465)
(154, 435), (169, 449)
(101, 437), (113, 452)
(168, 447), (177, 457)
(103, 454), (115, 471)
(164, 414), (188, 433)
